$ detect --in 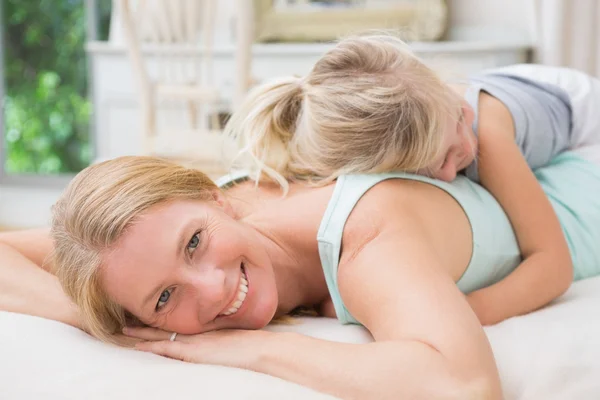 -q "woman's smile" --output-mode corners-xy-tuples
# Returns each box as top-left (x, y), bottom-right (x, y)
(219, 263), (249, 317)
